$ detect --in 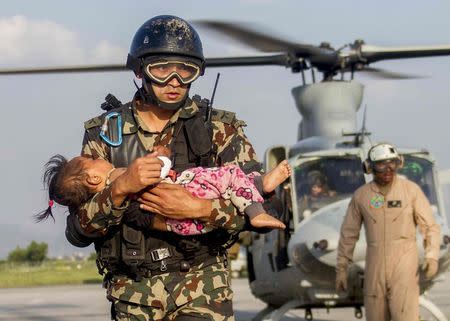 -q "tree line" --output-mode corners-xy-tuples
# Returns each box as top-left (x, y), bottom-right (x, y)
(7, 241), (48, 265)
